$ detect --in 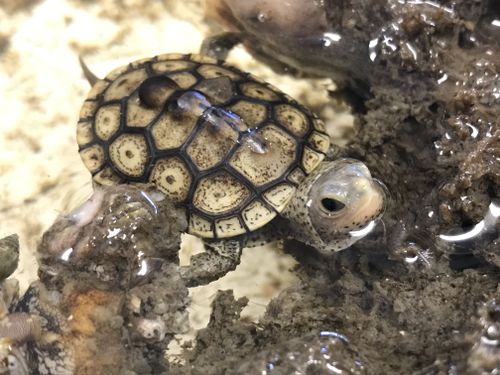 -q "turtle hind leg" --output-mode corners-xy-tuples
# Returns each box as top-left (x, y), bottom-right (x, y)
(179, 239), (242, 287)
